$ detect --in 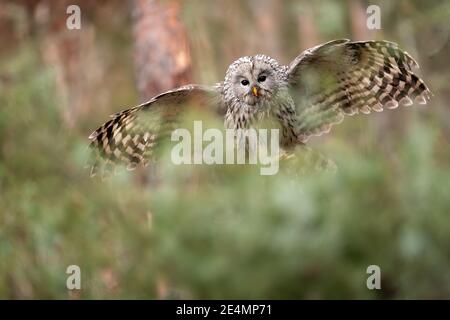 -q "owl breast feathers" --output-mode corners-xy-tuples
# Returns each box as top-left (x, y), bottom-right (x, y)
(88, 39), (431, 176)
